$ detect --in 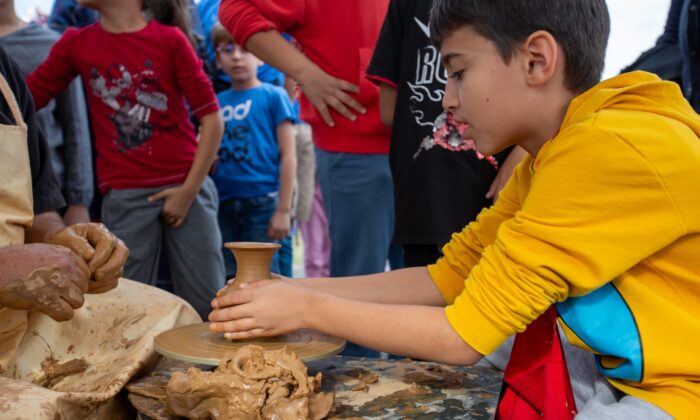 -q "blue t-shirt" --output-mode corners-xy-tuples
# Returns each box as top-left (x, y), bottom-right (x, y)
(212, 84), (294, 200)
(198, 0), (285, 88)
